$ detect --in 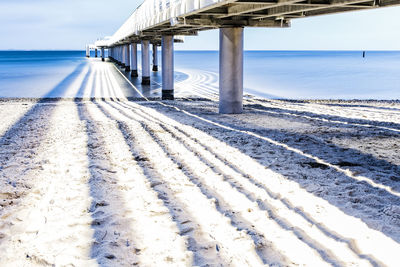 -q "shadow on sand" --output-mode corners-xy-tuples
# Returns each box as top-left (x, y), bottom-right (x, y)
(0, 62), (88, 182)
(88, 96), (395, 265)
(129, 100), (400, 245)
